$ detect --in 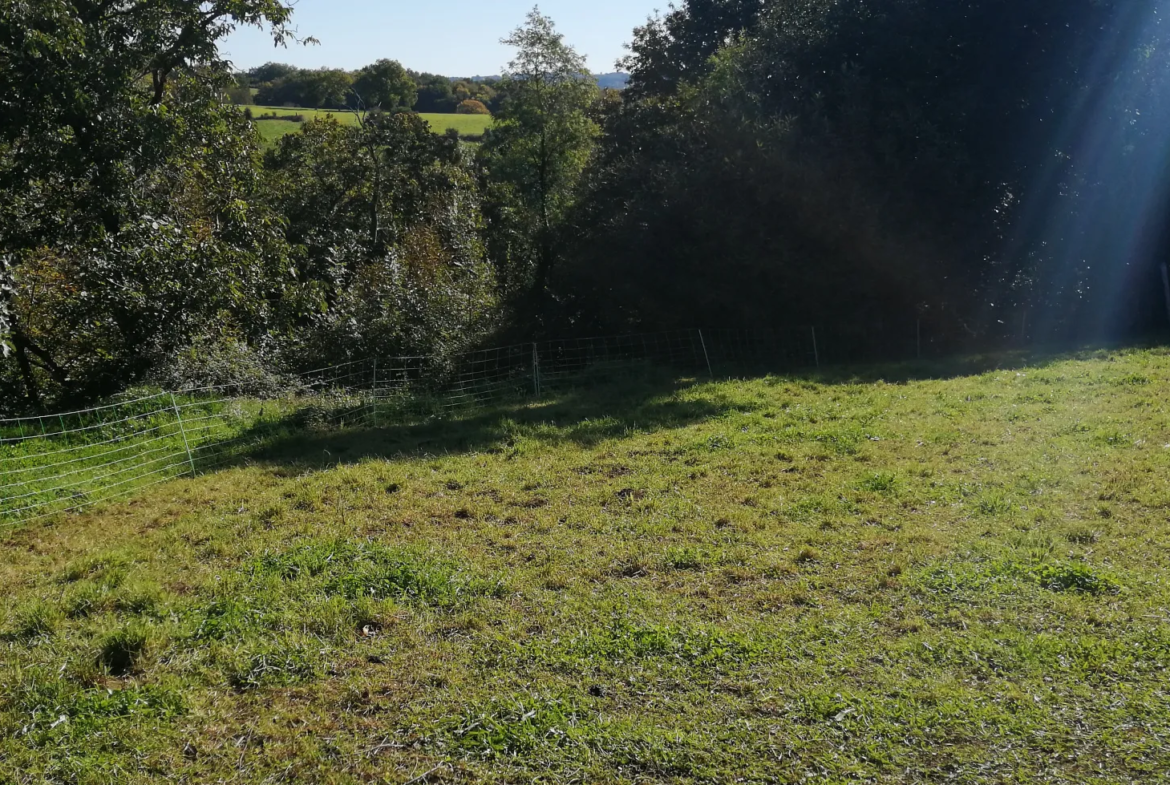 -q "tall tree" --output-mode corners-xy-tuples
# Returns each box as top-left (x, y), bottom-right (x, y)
(245, 61), (299, 87)
(0, 0), (294, 406)
(264, 114), (498, 365)
(301, 68), (352, 109)
(479, 8), (599, 321)
(353, 59), (417, 111)
(562, 0), (1170, 343)
(621, 0), (765, 100)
